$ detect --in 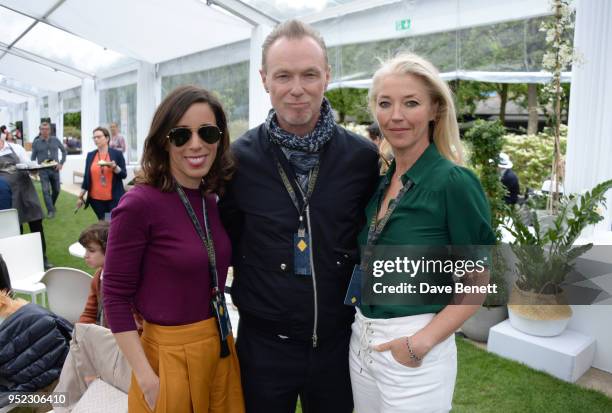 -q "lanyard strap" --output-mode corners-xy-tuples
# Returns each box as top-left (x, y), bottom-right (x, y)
(175, 184), (220, 294)
(366, 178), (414, 247)
(272, 147), (320, 217)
